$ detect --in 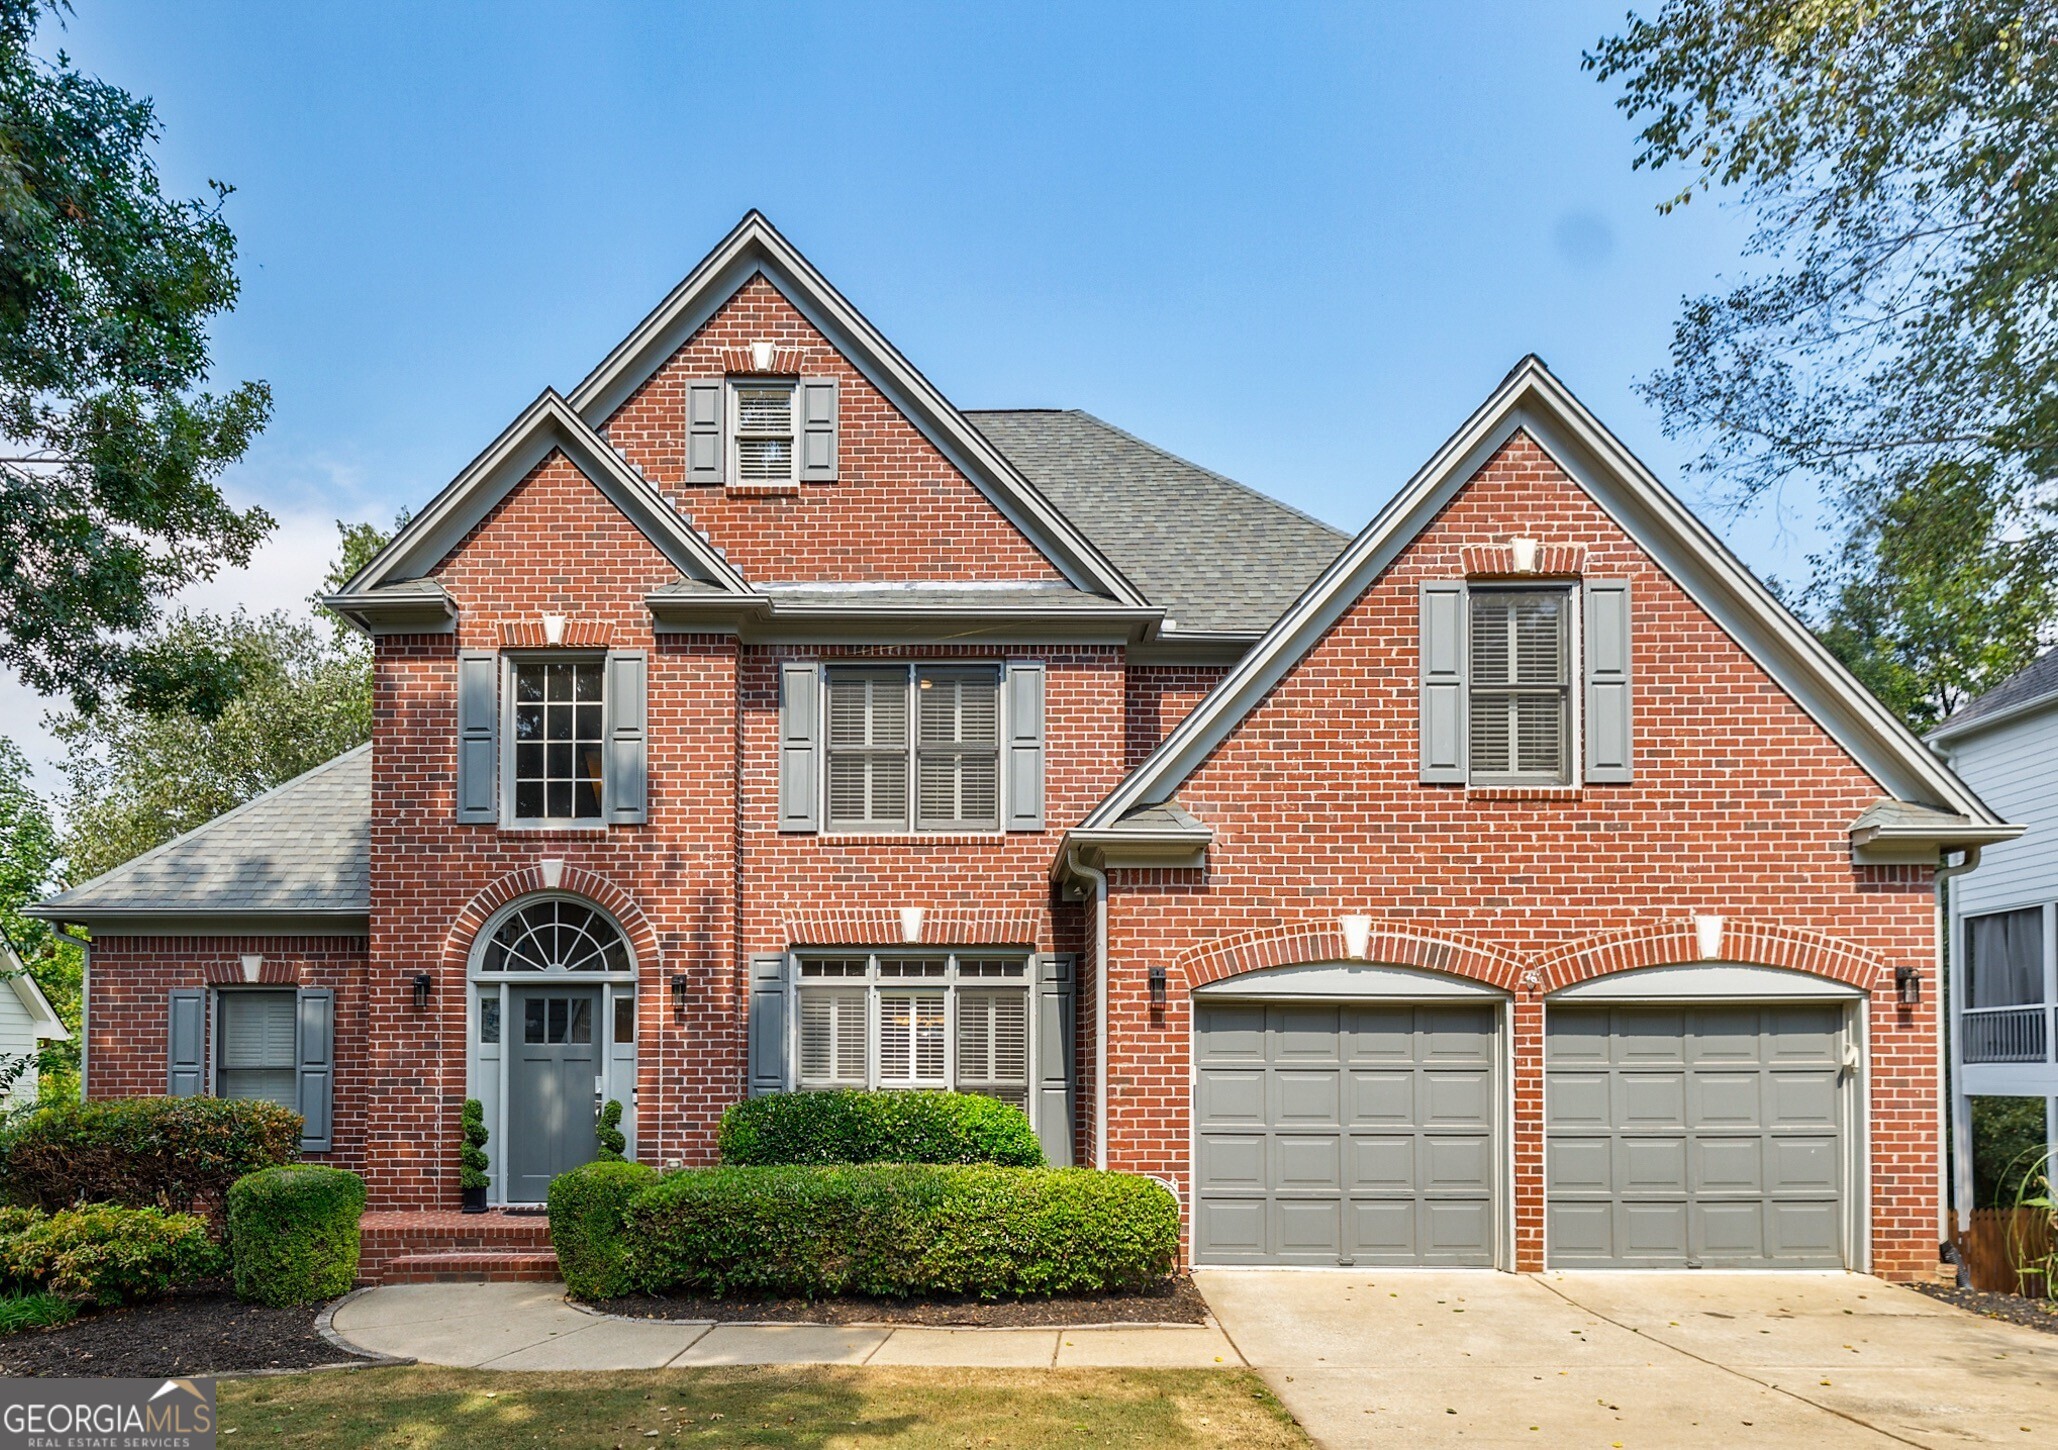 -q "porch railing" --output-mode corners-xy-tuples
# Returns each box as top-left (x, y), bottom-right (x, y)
(1964, 1005), (2050, 1064)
